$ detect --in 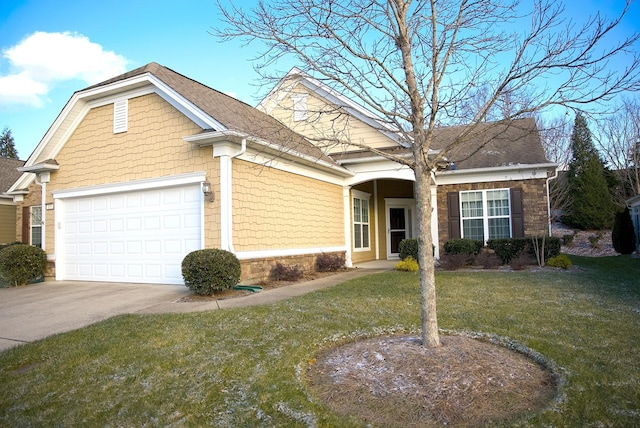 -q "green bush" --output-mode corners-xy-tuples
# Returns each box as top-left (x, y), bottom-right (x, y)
(395, 256), (419, 272)
(316, 253), (345, 272)
(487, 237), (561, 265)
(612, 208), (636, 254)
(0, 241), (23, 251)
(398, 239), (419, 261)
(547, 254), (573, 269)
(444, 239), (482, 256)
(181, 249), (241, 295)
(0, 244), (47, 286)
(562, 233), (575, 246)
